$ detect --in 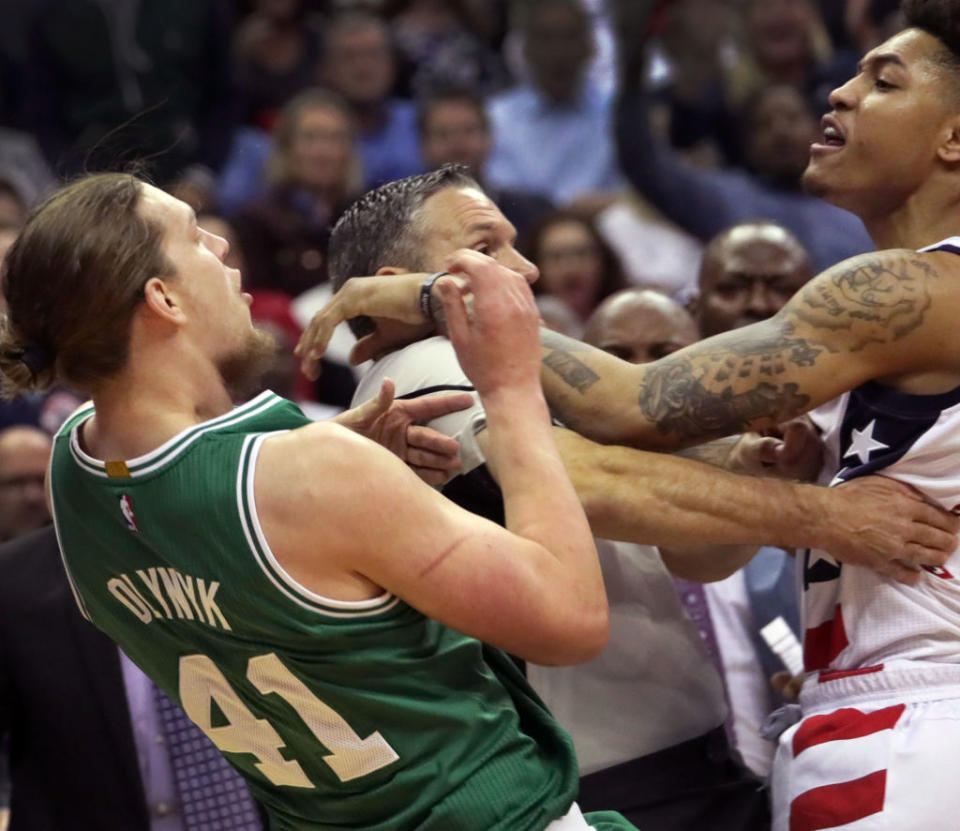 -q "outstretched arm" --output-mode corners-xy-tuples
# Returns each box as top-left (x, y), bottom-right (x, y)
(550, 427), (956, 583)
(538, 250), (958, 447)
(295, 250), (958, 449)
